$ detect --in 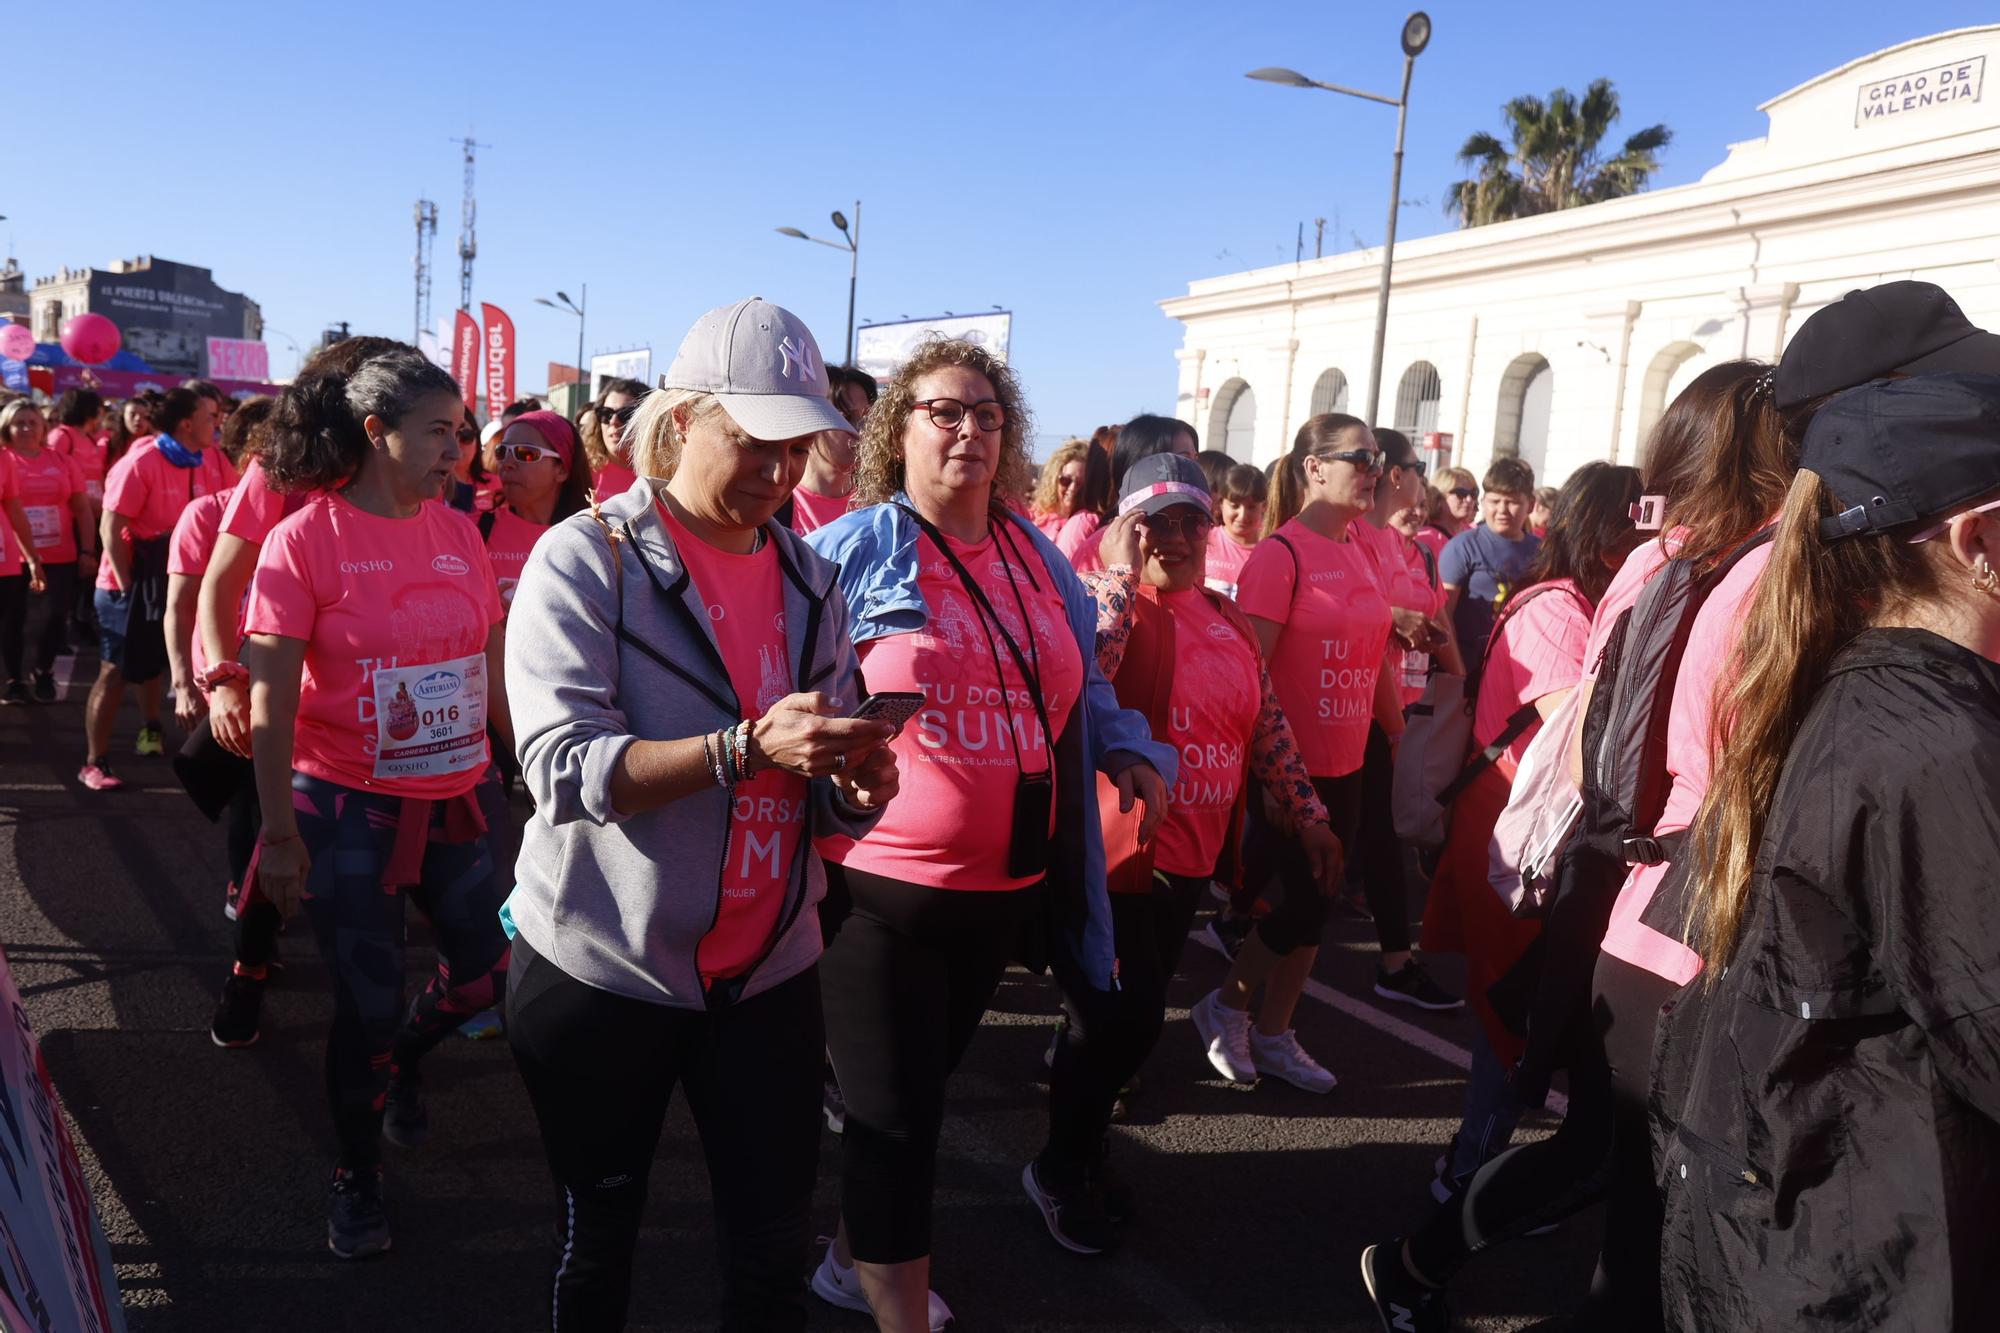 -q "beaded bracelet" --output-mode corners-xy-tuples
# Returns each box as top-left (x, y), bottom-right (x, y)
(733, 719), (753, 779)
